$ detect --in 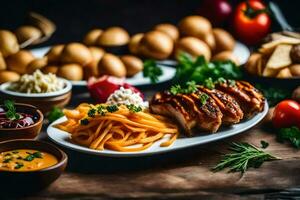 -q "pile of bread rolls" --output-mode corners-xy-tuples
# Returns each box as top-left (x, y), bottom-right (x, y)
(26, 42), (143, 81)
(83, 15), (238, 65)
(0, 30), (31, 84)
